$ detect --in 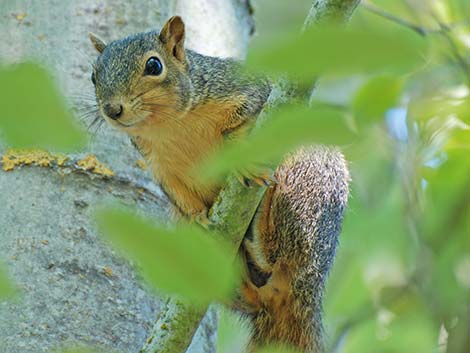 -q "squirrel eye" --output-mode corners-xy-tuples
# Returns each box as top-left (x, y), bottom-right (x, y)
(91, 71), (96, 85)
(144, 57), (163, 76)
